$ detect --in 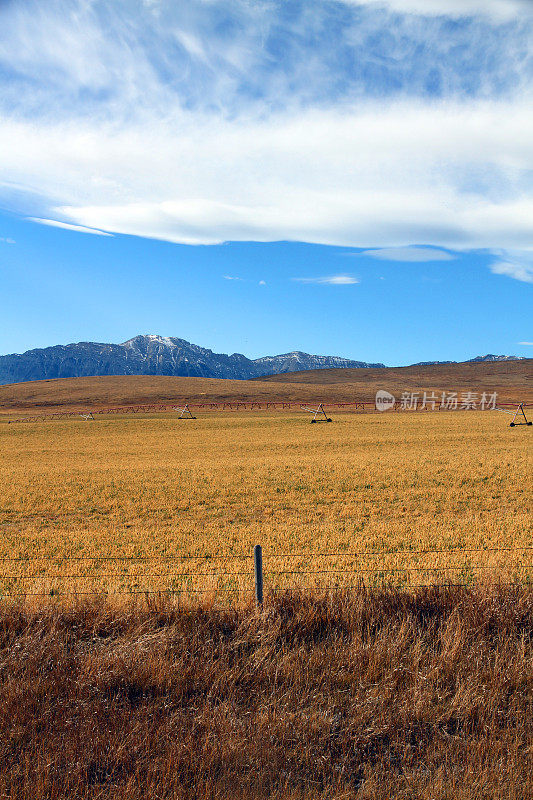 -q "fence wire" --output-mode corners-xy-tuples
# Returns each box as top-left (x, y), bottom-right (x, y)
(0, 545), (532, 599)
(2, 544), (532, 562)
